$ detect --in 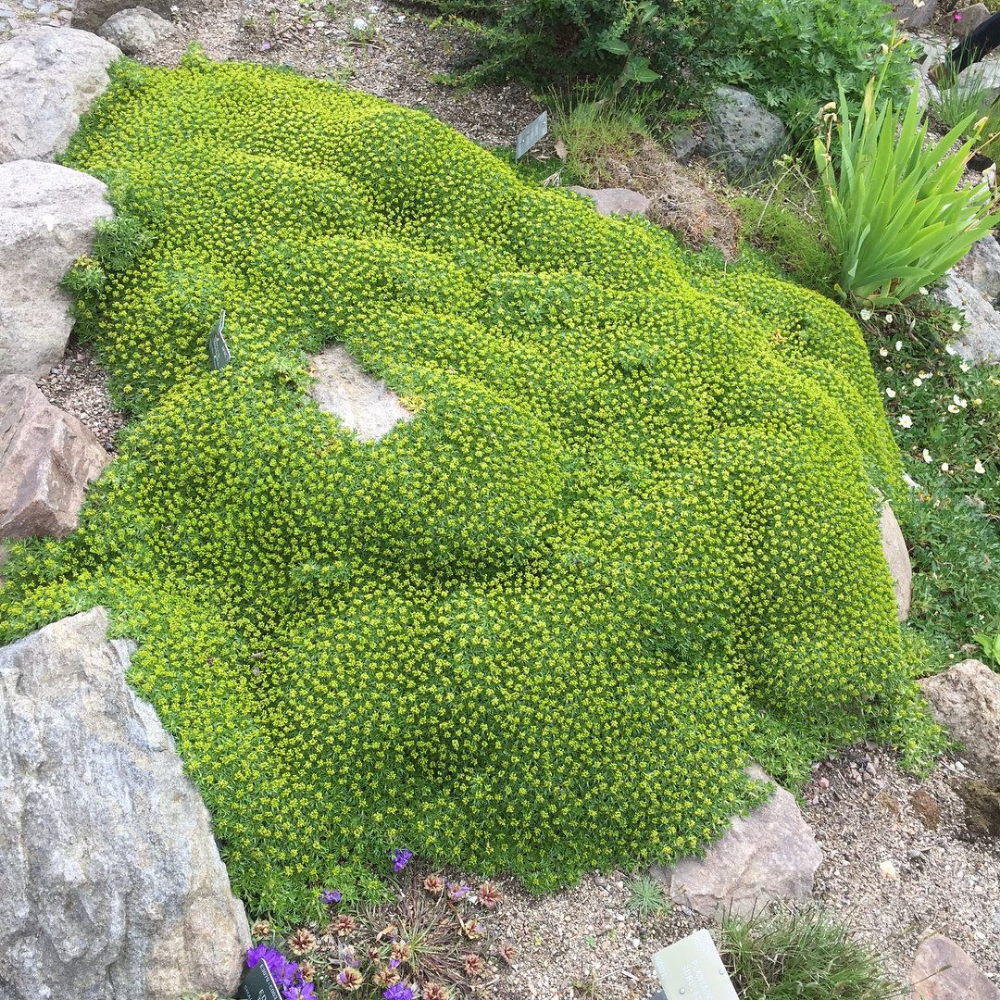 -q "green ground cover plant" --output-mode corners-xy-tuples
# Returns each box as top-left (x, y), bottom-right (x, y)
(0, 51), (941, 917)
